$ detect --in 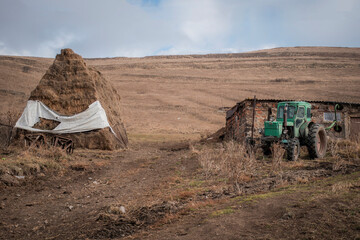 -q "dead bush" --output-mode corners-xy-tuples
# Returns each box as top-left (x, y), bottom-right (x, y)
(35, 145), (68, 162)
(271, 143), (285, 173)
(0, 146), (71, 177)
(0, 110), (20, 127)
(328, 138), (340, 158)
(327, 138), (360, 170)
(332, 156), (346, 171)
(196, 141), (256, 188)
(0, 110), (21, 149)
(336, 139), (360, 161)
(331, 181), (353, 193)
